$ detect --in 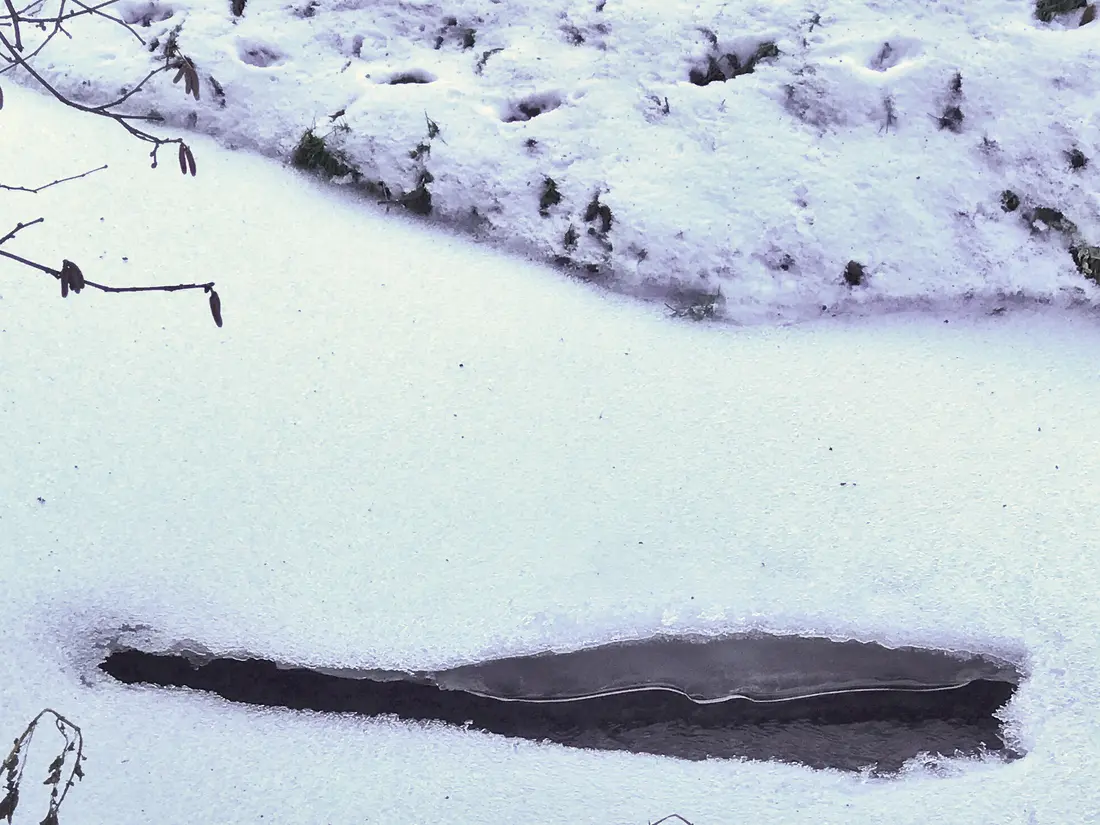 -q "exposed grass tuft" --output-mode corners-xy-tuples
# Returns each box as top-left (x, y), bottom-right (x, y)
(291, 129), (355, 179)
(539, 177), (562, 217)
